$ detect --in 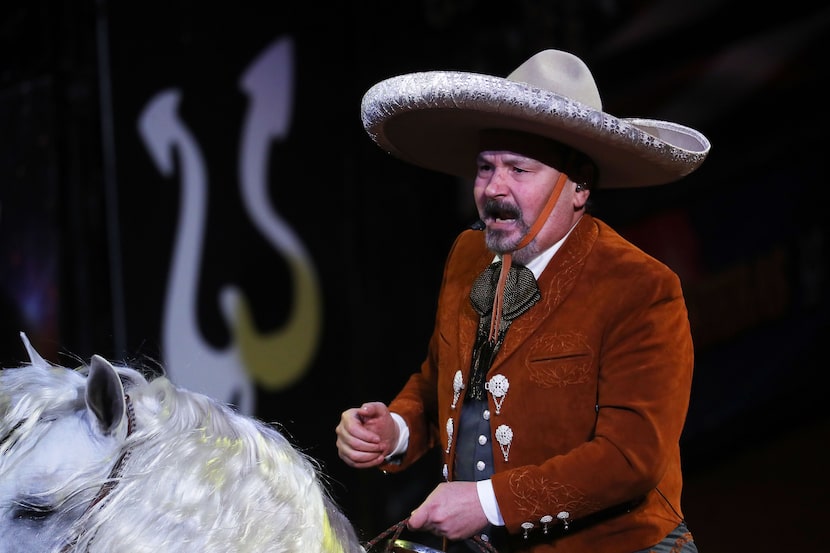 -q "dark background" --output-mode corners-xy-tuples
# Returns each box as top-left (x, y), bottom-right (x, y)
(1, 1), (828, 551)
